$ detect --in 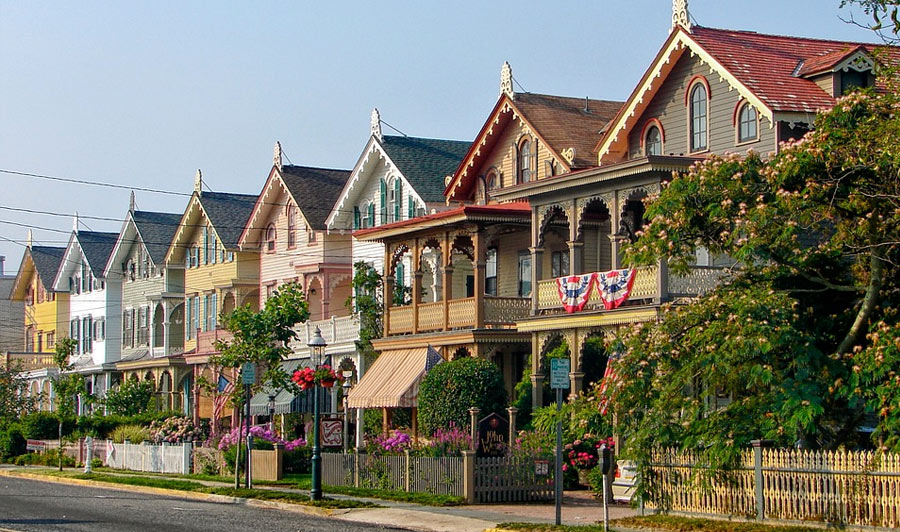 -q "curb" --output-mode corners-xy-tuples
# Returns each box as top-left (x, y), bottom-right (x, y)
(0, 469), (336, 519)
